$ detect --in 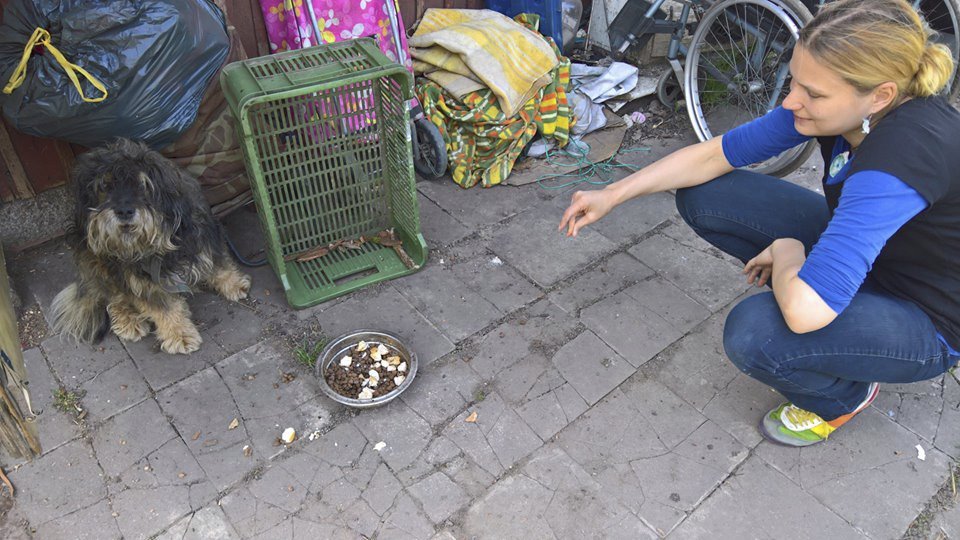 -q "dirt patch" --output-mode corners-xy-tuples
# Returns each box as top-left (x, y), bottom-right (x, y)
(16, 303), (48, 350)
(902, 462), (959, 539)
